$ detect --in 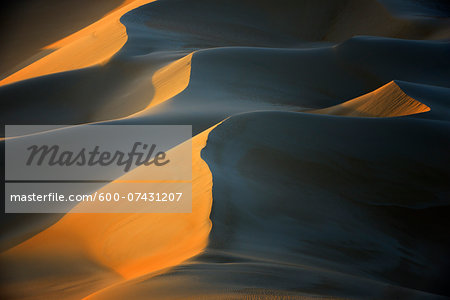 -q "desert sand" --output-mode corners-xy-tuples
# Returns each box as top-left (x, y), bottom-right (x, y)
(1, 0), (450, 299)
(310, 81), (431, 117)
